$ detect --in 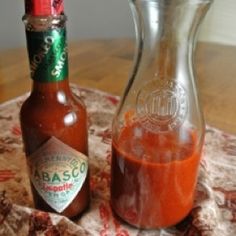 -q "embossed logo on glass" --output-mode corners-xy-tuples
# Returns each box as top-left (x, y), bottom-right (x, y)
(137, 80), (187, 132)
